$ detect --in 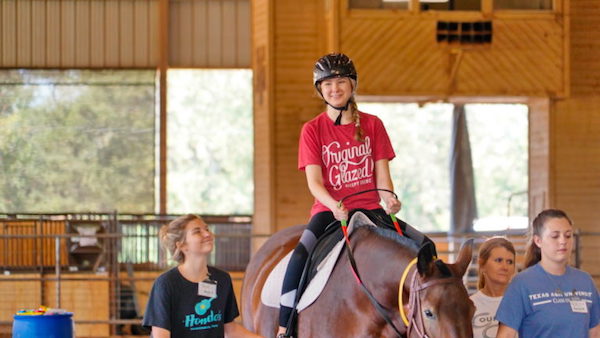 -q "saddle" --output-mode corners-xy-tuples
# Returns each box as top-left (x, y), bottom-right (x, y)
(306, 209), (404, 281)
